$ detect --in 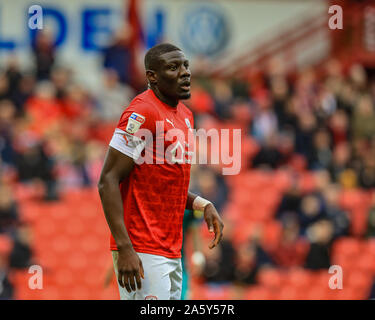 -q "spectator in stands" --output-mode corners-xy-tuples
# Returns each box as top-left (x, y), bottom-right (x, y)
(191, 167), (228, 213)
(234, 227), (273, 286)
(32, 30), (56, 81)
(231, 76), (250, 101)
(305, 219), (334, 270)
(367, 278), (375, 300)
(358, 153), (375, 189)
(349, 64), (368, 92)
(328, 143), (353, 184)
(230, 102), (252, 132)
(201, 238), (236, 284)
(69, 138), (91, 187)
(61, 84), (93, 122)
(25, 81), (62, 135)
(233, 240), (259, 286)
(252, 133), (283, 170)
(189, 84), (215, 115)
(13, 139), (58, 201)
(8, 224), (33, 269)
(252, 96), (278, 144)
(50, 67), (71, 101)
(352, 95), (375, 141)
(102, 25), (133, 87)
(276, 179), (302, 221)
(0, 184), (19, 234)
(0, 73), (11, 102)
(0, 234), (13, 300)
(270, 75), (290, 130)
(298, 194), (326, 235)
(336, 81), (356, 118)
(295, 112), (317, 167)
(211, 79), (234, 119)
(328, 109), (350, 148)
(366, 192), (375, 238)
(322, 184), (350, 239)
(0, 100), (17, 165)
(199, 216), (236, 285)
(277, 96), (299, 132)
(277, 130), (296, 167)
(310, 128), (333, 170)
(269, 214), (309, 268)
(11, 73), (36, 116)
(4, 57), (22, 105)
(95, 70), (135, 122)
